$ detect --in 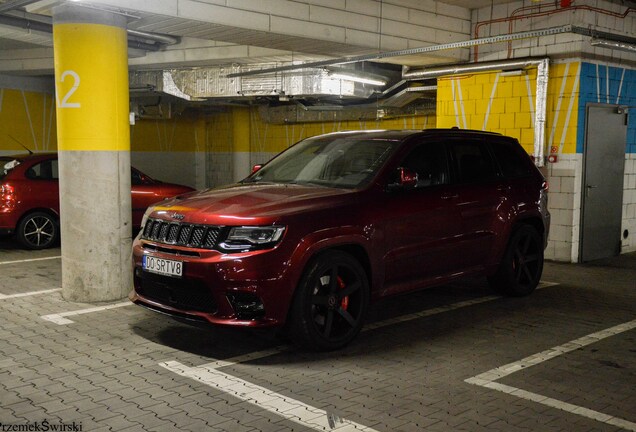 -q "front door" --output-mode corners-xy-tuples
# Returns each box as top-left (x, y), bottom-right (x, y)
(382, 140), (463, 294)
(580, 104), (628, 262)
